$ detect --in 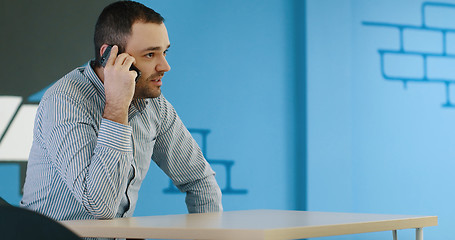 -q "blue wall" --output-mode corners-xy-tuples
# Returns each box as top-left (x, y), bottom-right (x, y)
(307, 0), (454, 239)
